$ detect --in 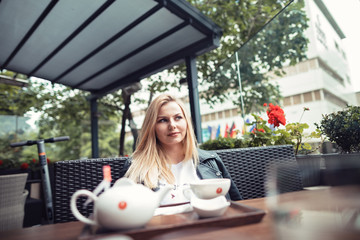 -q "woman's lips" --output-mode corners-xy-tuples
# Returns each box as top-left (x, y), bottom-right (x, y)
(168, 132), (180, 137)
